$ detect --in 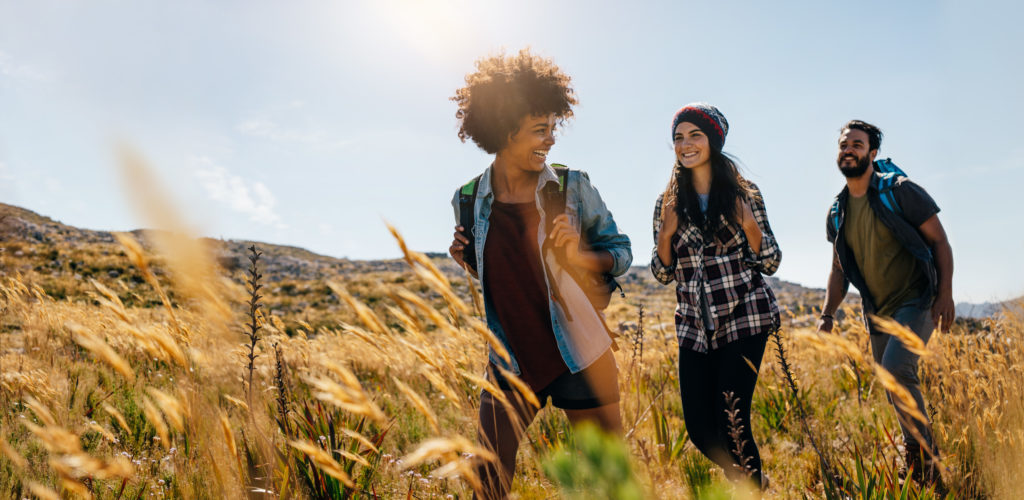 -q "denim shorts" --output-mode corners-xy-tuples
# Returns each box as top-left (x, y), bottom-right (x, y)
(489, 350), (619, 410)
